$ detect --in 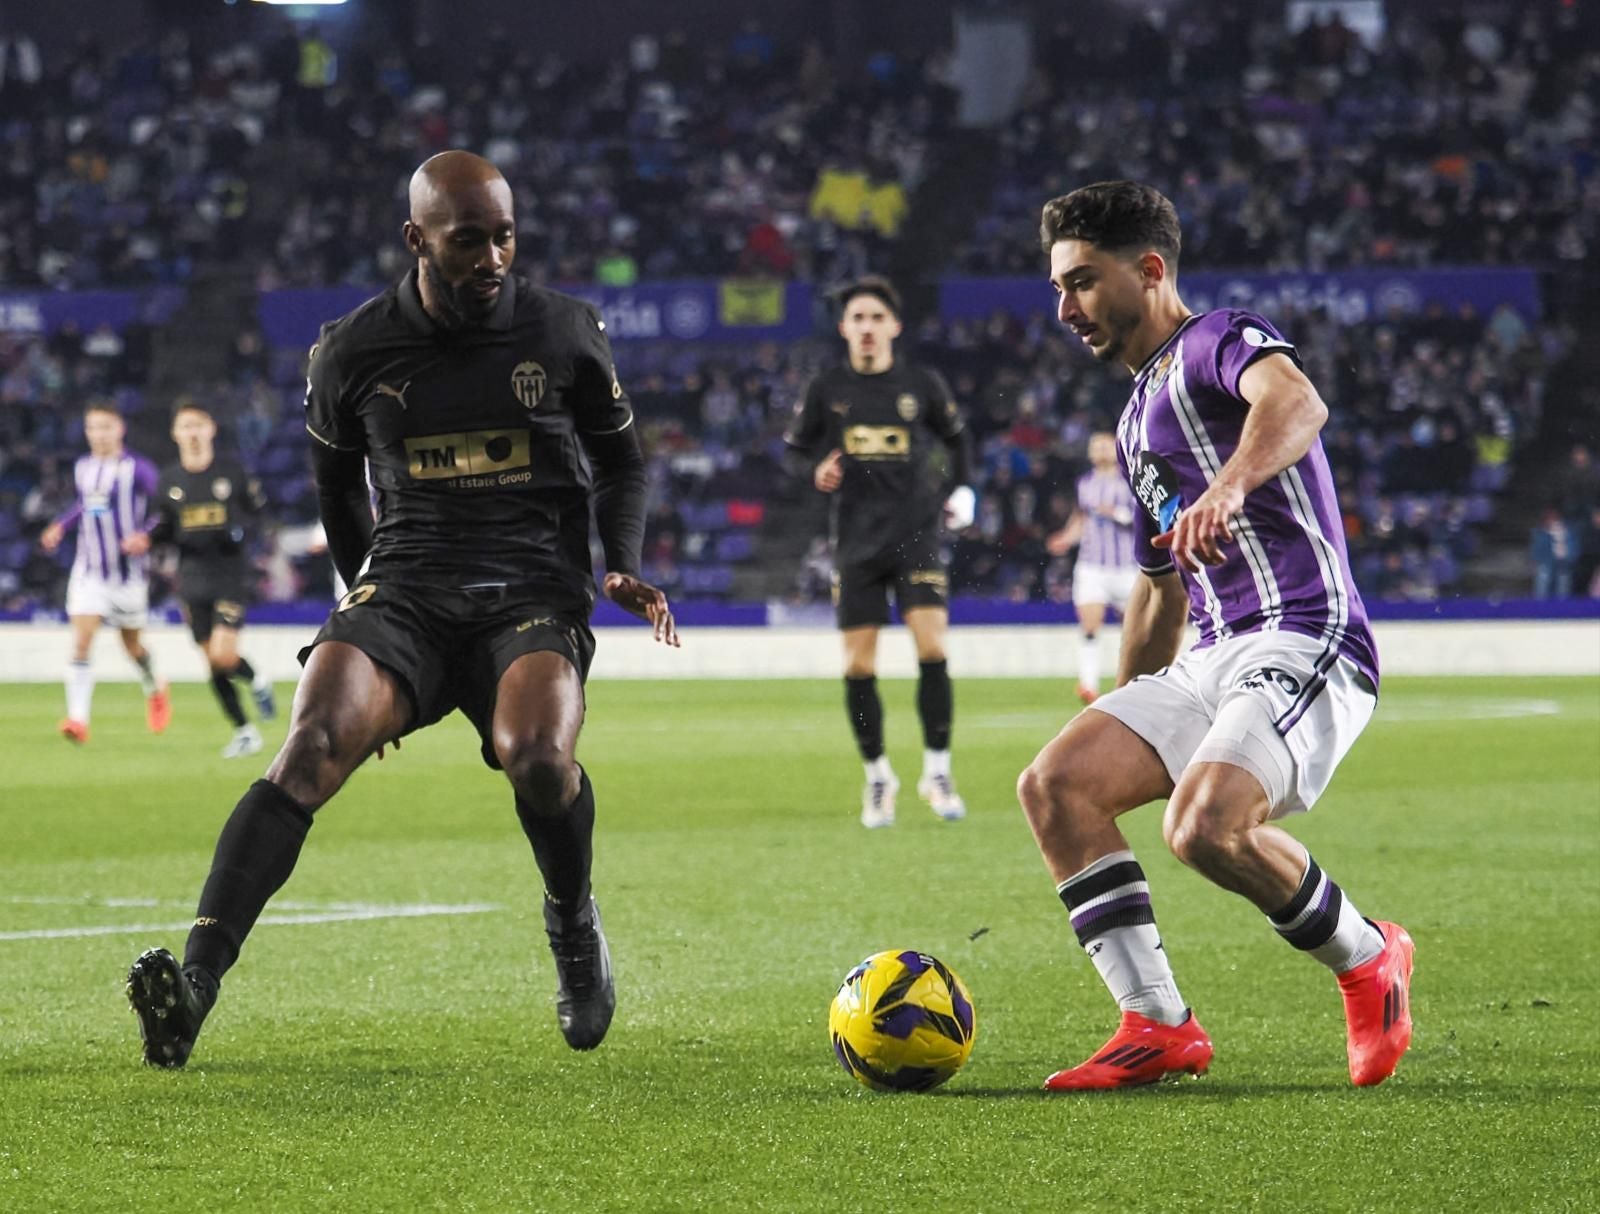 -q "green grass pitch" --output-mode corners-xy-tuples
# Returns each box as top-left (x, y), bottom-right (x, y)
(1, 675), (1597, 1212)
